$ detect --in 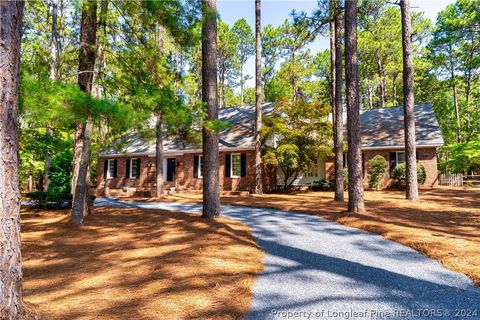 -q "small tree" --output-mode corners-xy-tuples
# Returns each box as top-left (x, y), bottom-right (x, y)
(262, 98), (332, 189)
(368, 155), (388, 190)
